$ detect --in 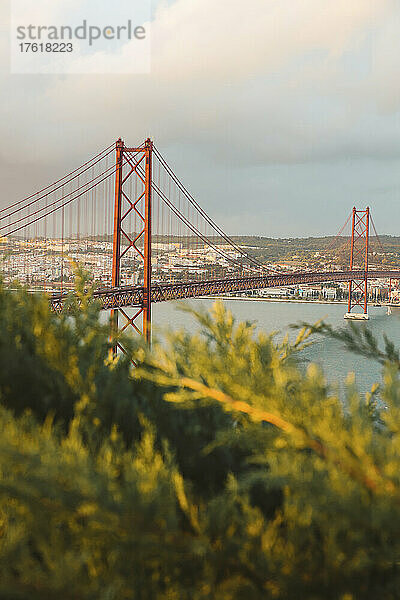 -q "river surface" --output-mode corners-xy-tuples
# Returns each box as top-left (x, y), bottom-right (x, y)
(149, 299), (399, 397)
